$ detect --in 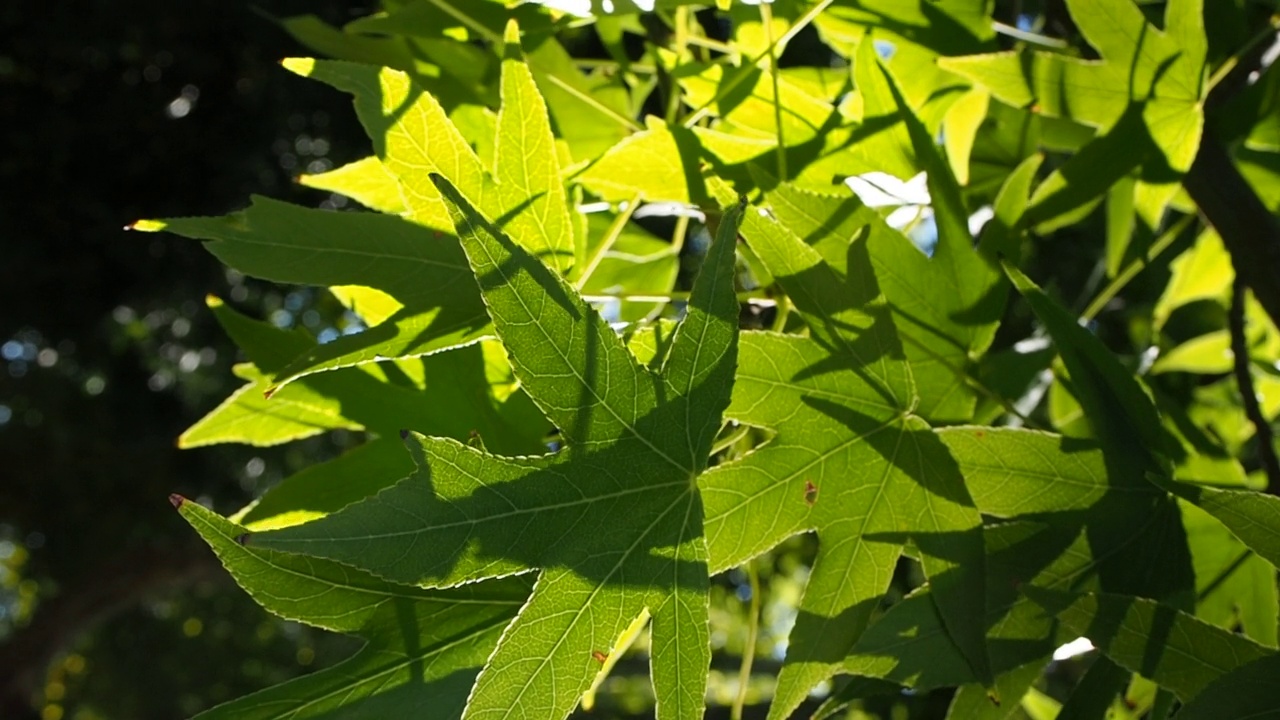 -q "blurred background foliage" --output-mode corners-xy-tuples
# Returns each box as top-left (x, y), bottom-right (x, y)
(0, 2), (376, 717)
